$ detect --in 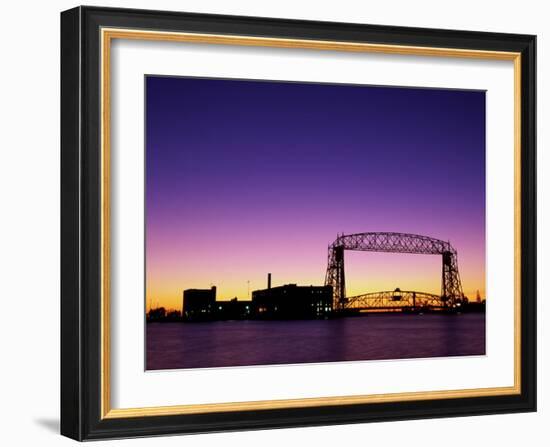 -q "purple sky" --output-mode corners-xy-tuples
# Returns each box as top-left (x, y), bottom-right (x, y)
(145, 76), (486, 310)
